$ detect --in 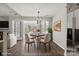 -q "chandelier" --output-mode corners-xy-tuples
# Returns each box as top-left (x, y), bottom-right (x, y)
(36, 10), (41, 24)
